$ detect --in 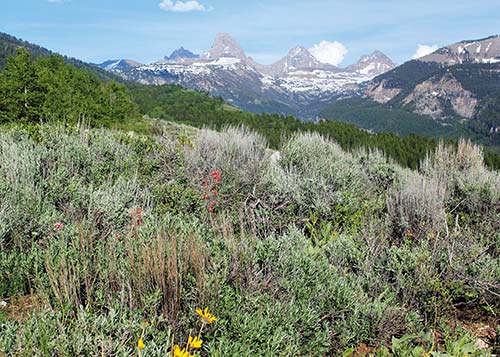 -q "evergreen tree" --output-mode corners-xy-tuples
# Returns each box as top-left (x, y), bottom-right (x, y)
(0, 48), (45, 123)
